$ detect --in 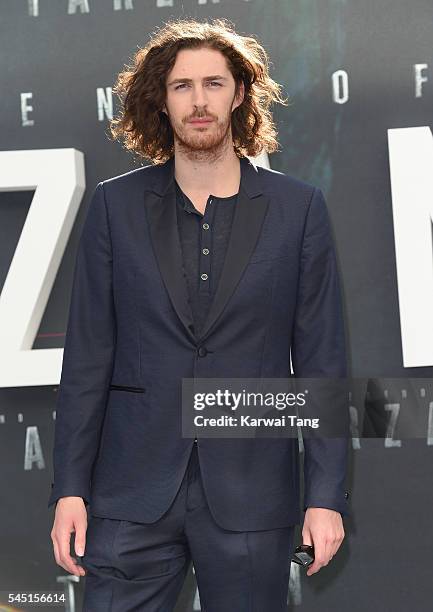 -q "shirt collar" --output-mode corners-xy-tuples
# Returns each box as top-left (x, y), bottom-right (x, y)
(175, 179), (238, 215)
(175, 180), (198, 214)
